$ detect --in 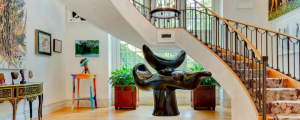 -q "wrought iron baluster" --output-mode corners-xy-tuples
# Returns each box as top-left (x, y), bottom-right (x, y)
(266, 32), (268, 60)
(256, 28), (258, 49)
(200, 9), (202, 40)
(235, 32), (237, 70)
(226, 24), (228, 62)
(288, 37), (290, 76)
(277, 34), (279, 71)
(251, 52), (254, 96)
(244, 41), (246, 84)
(294, 43), (296, 79)
(258, 58), (261, 110)
(195, 2), (197, 38)
(261, 33), (262, 56)
(282, 38), (284, 74)
(271, 36), (273, 68)
(205, 10), (208, 44)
